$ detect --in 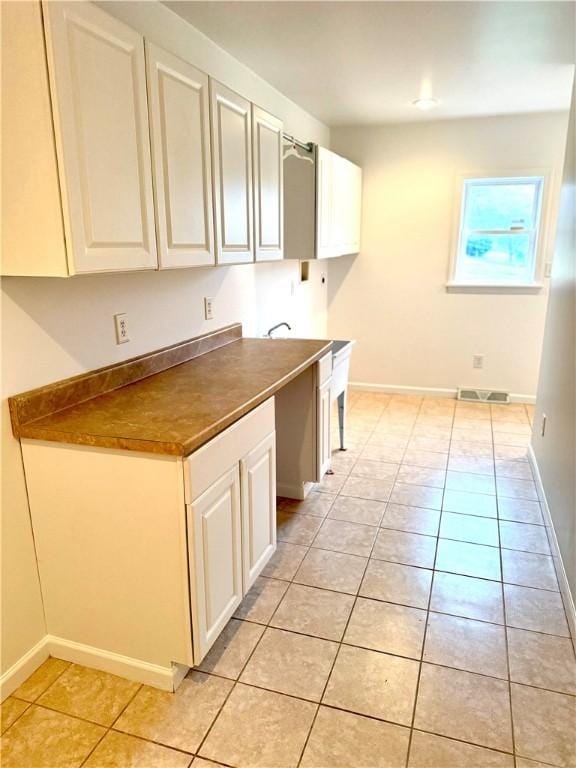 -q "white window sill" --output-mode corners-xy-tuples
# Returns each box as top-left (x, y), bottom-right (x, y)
(446, 282), (543, 294)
